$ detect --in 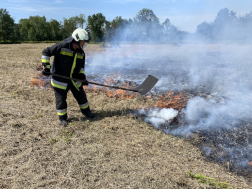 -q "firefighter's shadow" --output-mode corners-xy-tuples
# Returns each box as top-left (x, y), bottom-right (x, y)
(68, 109), (135, 122)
